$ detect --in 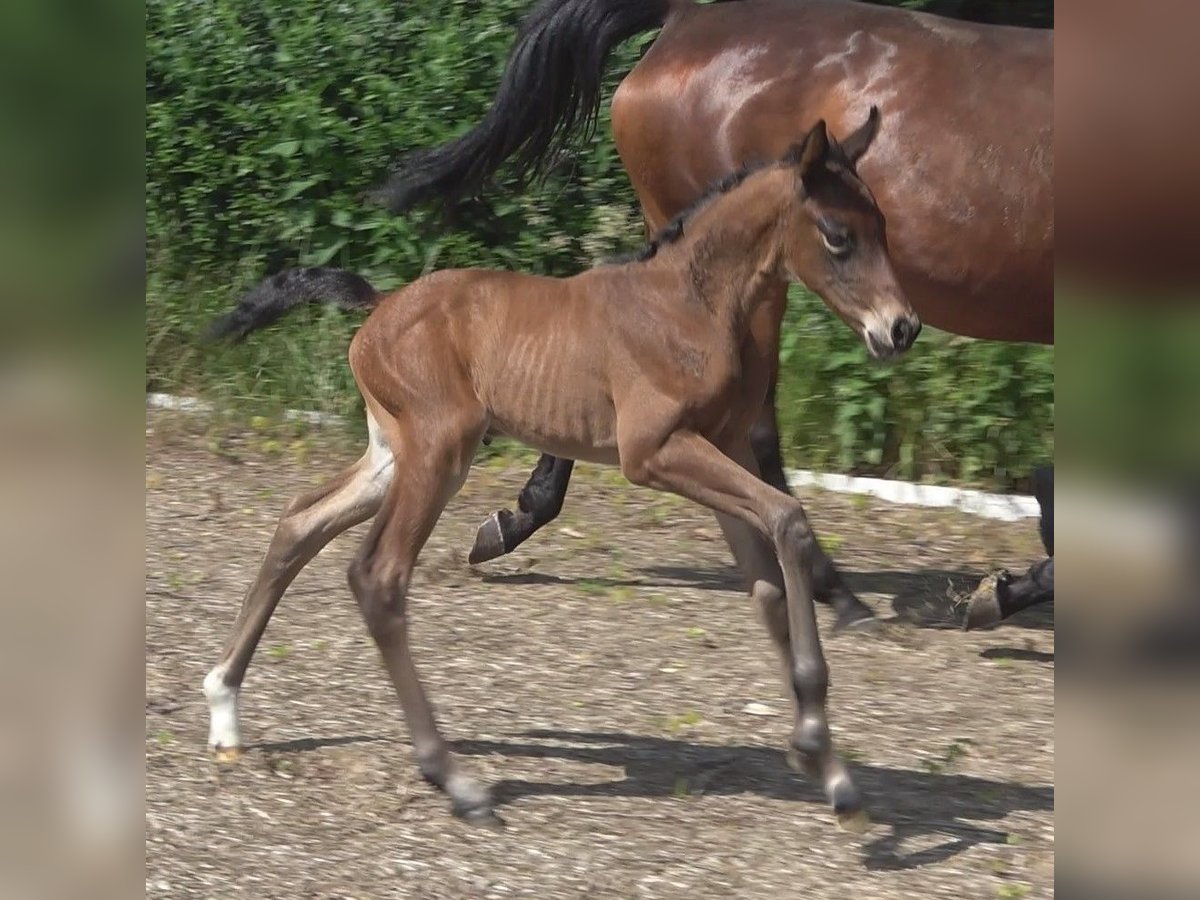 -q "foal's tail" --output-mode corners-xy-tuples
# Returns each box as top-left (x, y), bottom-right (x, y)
(204, 267), (381, 343)
(371, 0), (692, 212)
